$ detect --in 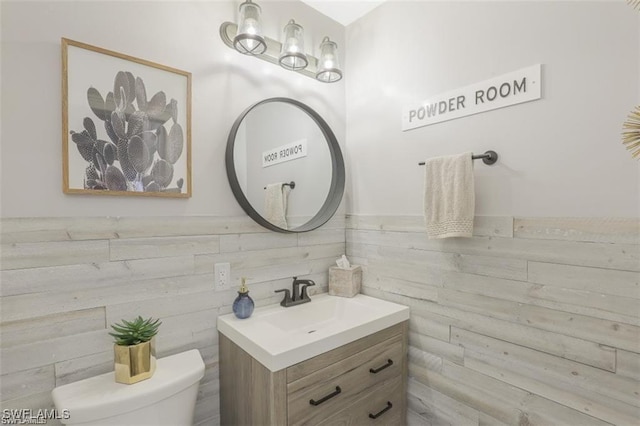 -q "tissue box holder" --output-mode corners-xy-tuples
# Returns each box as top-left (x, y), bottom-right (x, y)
(329, 265), (362, 298)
